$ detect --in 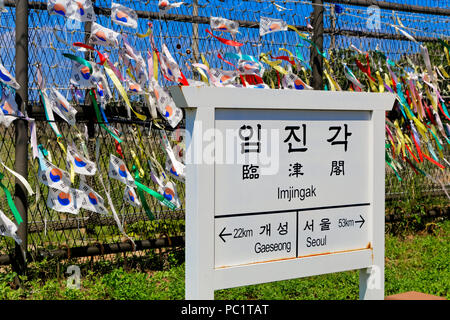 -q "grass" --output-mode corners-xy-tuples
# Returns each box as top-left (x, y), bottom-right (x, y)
(0, 219), (448, 300)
